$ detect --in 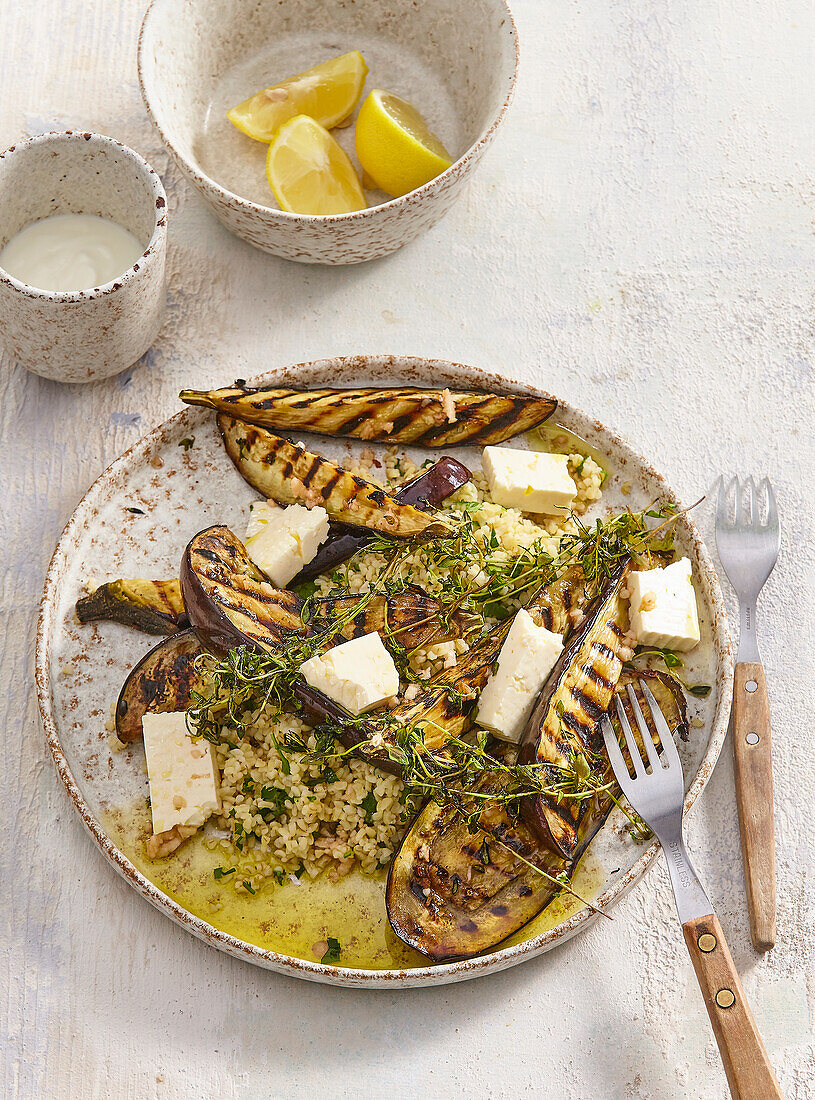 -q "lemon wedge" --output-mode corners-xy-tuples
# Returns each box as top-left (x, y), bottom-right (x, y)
(227, 51), (369, 143)
(354, 90), (453, 198)
(266, 115), (367, 215)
